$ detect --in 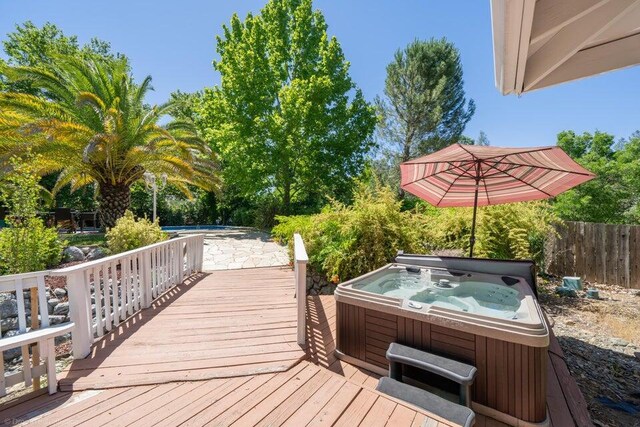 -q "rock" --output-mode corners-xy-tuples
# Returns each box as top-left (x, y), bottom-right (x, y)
(81, 246), (92, 255)
(48, 315), (67, 325)
(0, 293), (18, 318)
(47, 298), (60, 315)
(63, 246), (85, 262)
(86, 247), (109, 261)
(2, 331), (23, 361)
(55, 332), (71, 346)
(611, 338), (629, 347)
(53, 288), (67, 298)
(53, 302), (69, 315)
(0, 317), (18, 332)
